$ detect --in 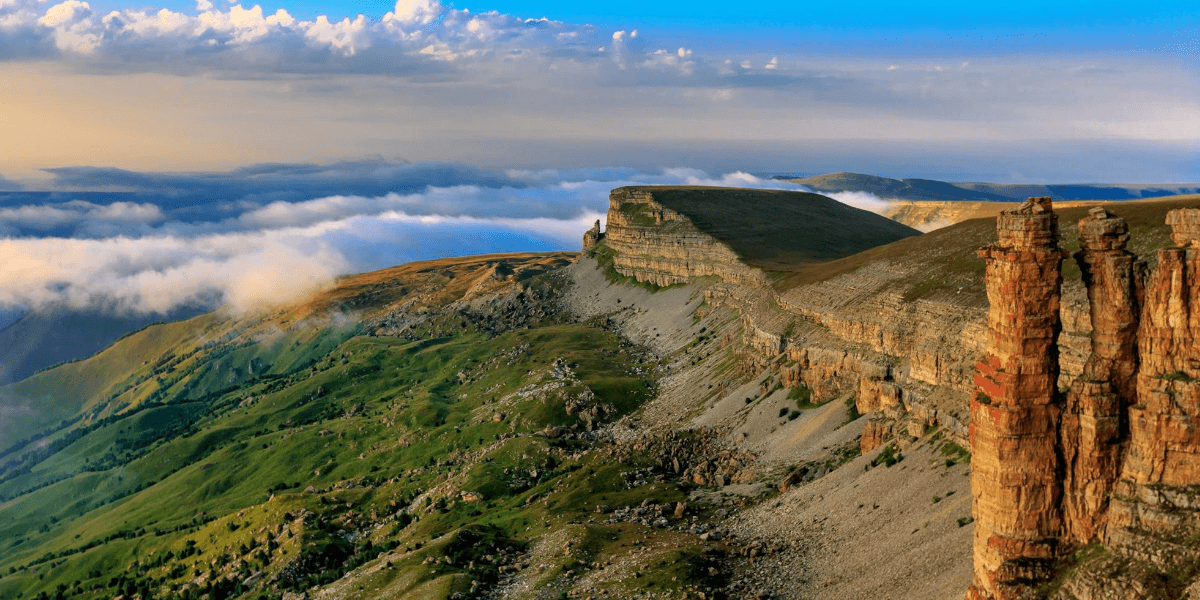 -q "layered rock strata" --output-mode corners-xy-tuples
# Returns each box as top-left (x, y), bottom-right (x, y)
(1062, 208), (1143, 545)
(582, 219), (603, 252)
(968, 198), (1067, 600)
(604, 188), (768, 287)
(968, 203), (1200, 599)
(1104, 208), (1200, 567)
